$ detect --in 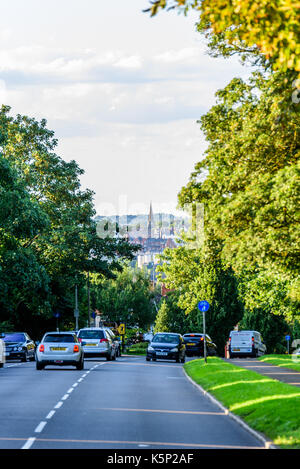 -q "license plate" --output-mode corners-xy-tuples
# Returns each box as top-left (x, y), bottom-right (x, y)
(54, 360), (63, 363)
(157, 352), (168, 356)
(187, 343), (195, 346)
(233, 348), (240, 351)
(50, 347), (66, 351)
(85, 343), (97, 346)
